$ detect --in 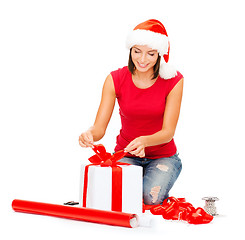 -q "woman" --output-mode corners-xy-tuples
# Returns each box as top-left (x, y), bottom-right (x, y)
(79, 19), (184, 205)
